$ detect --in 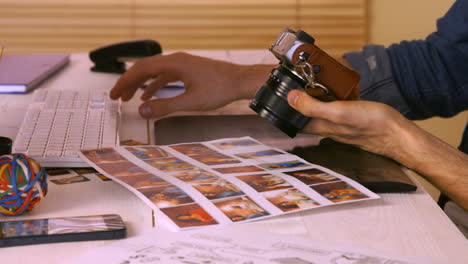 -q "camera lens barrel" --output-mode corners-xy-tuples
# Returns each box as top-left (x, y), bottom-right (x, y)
(250, 65), (310, 138)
